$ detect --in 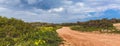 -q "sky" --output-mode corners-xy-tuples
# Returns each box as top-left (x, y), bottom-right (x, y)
(0, 0), (120, 23)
